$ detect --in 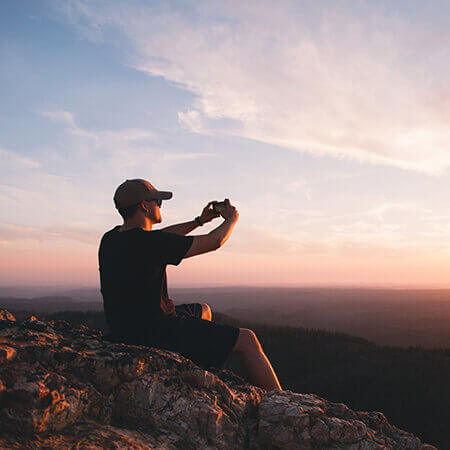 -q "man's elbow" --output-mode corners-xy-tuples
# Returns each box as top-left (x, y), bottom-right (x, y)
(205, 232), (222, 250)
(213, 237), (222, 250)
